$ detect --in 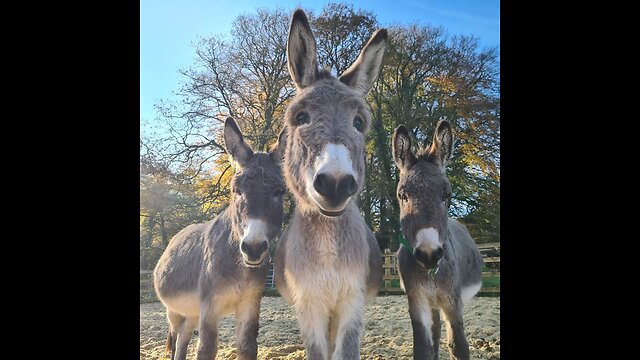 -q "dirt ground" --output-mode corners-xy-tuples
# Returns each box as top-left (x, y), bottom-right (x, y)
(140, 295), (499, 359)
